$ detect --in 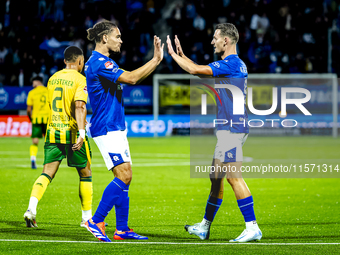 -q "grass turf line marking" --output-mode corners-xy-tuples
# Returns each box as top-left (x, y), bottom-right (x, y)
(0, 240), (339, 245)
